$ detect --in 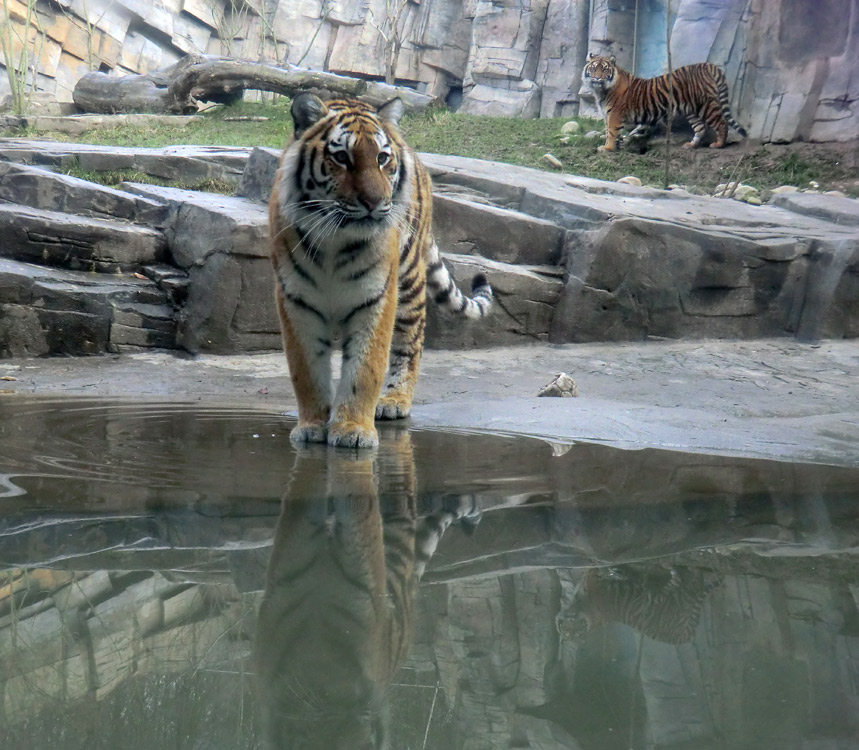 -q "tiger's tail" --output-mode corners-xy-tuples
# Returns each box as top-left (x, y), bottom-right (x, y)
(425, 243), (492, 320)
(716, 73), (747, 137)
